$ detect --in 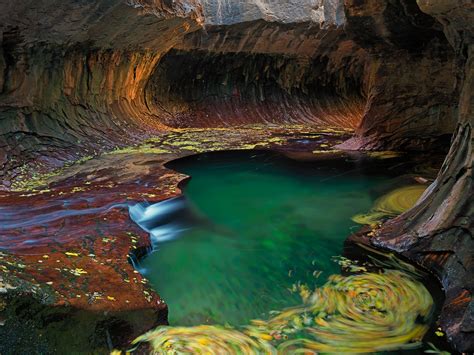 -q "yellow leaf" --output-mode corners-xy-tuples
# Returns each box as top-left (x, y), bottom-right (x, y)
(65, 252), (80, 257)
